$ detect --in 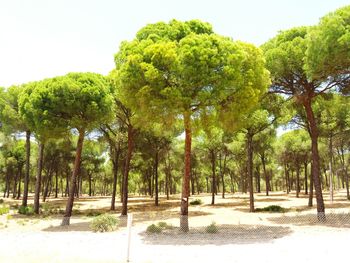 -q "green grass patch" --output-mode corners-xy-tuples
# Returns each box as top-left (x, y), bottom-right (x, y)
(90, 214), (119, 232)
(0, 205), (10, 215)
(255, 205), (287, 213)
